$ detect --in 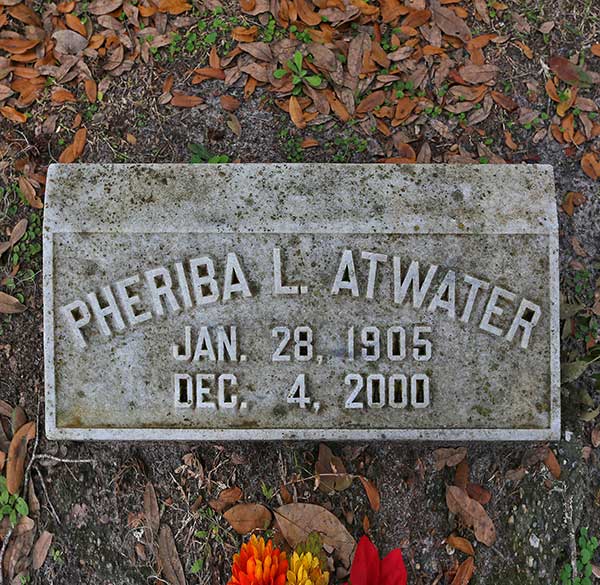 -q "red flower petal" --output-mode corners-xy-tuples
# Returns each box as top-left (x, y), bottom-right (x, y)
(349, 536), (381, 585)
(380, 549), (407, 585)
